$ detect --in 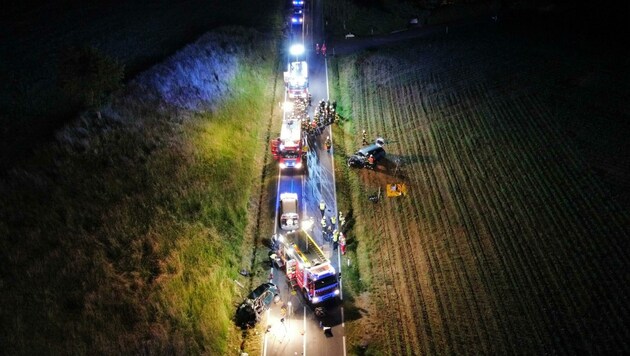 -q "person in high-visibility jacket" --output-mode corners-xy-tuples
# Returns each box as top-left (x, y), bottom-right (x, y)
(321, 217), (327, 229)
(319, 200), (326, 216)
(332, 229), (338, 249)
(362, 130), (369, 146)
(339, 212), (345, 228)
(330, 215), (336, 226)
